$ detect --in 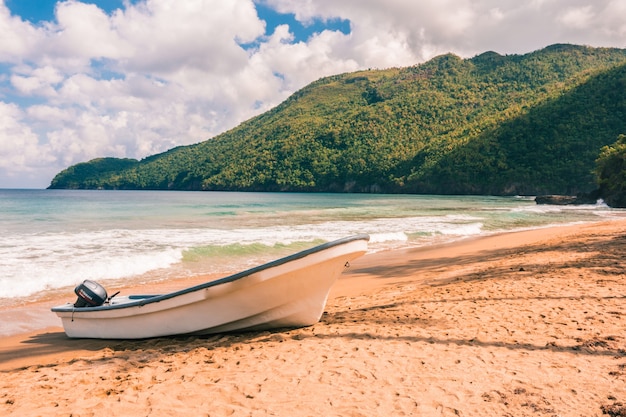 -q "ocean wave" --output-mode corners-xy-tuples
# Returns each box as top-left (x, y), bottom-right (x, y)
(0, 216), (483, 300)
(2, 191), (621, 303)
